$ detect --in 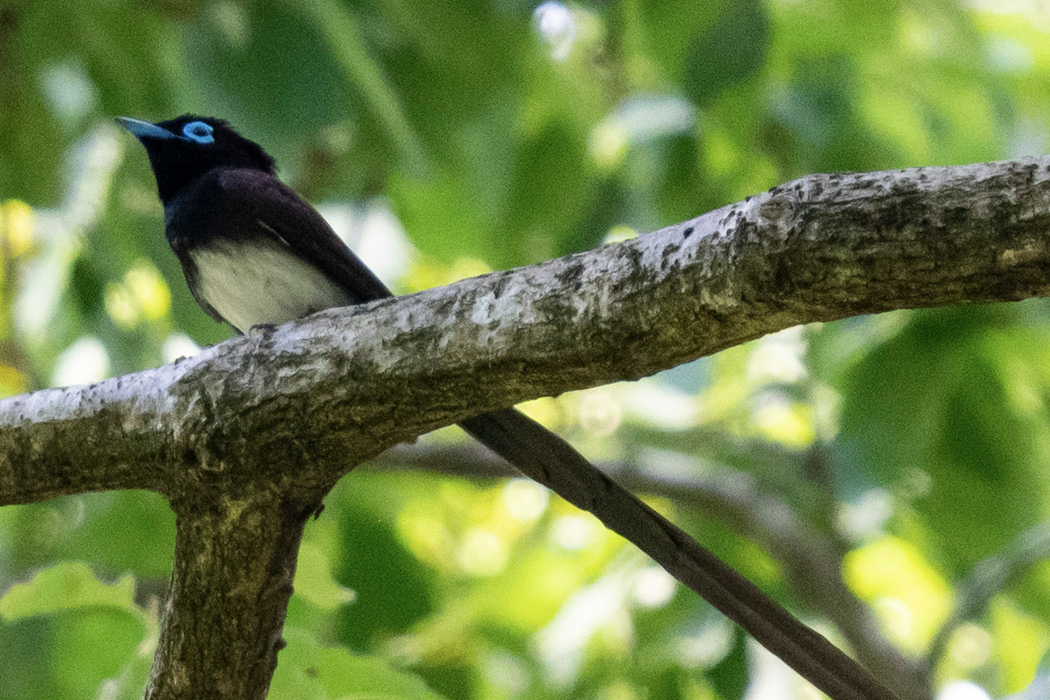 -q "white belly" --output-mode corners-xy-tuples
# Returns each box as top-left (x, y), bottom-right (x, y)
(190, 241), (353, 333)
